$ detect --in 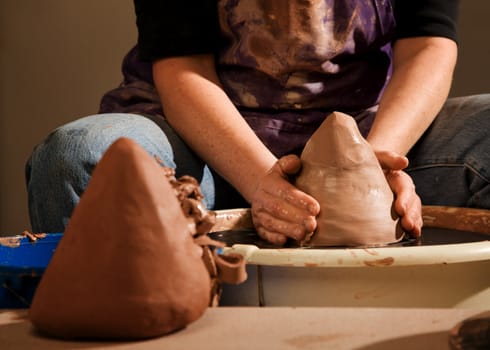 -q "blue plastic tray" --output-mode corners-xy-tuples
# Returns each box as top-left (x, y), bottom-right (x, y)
(0, 233), (62, 308)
